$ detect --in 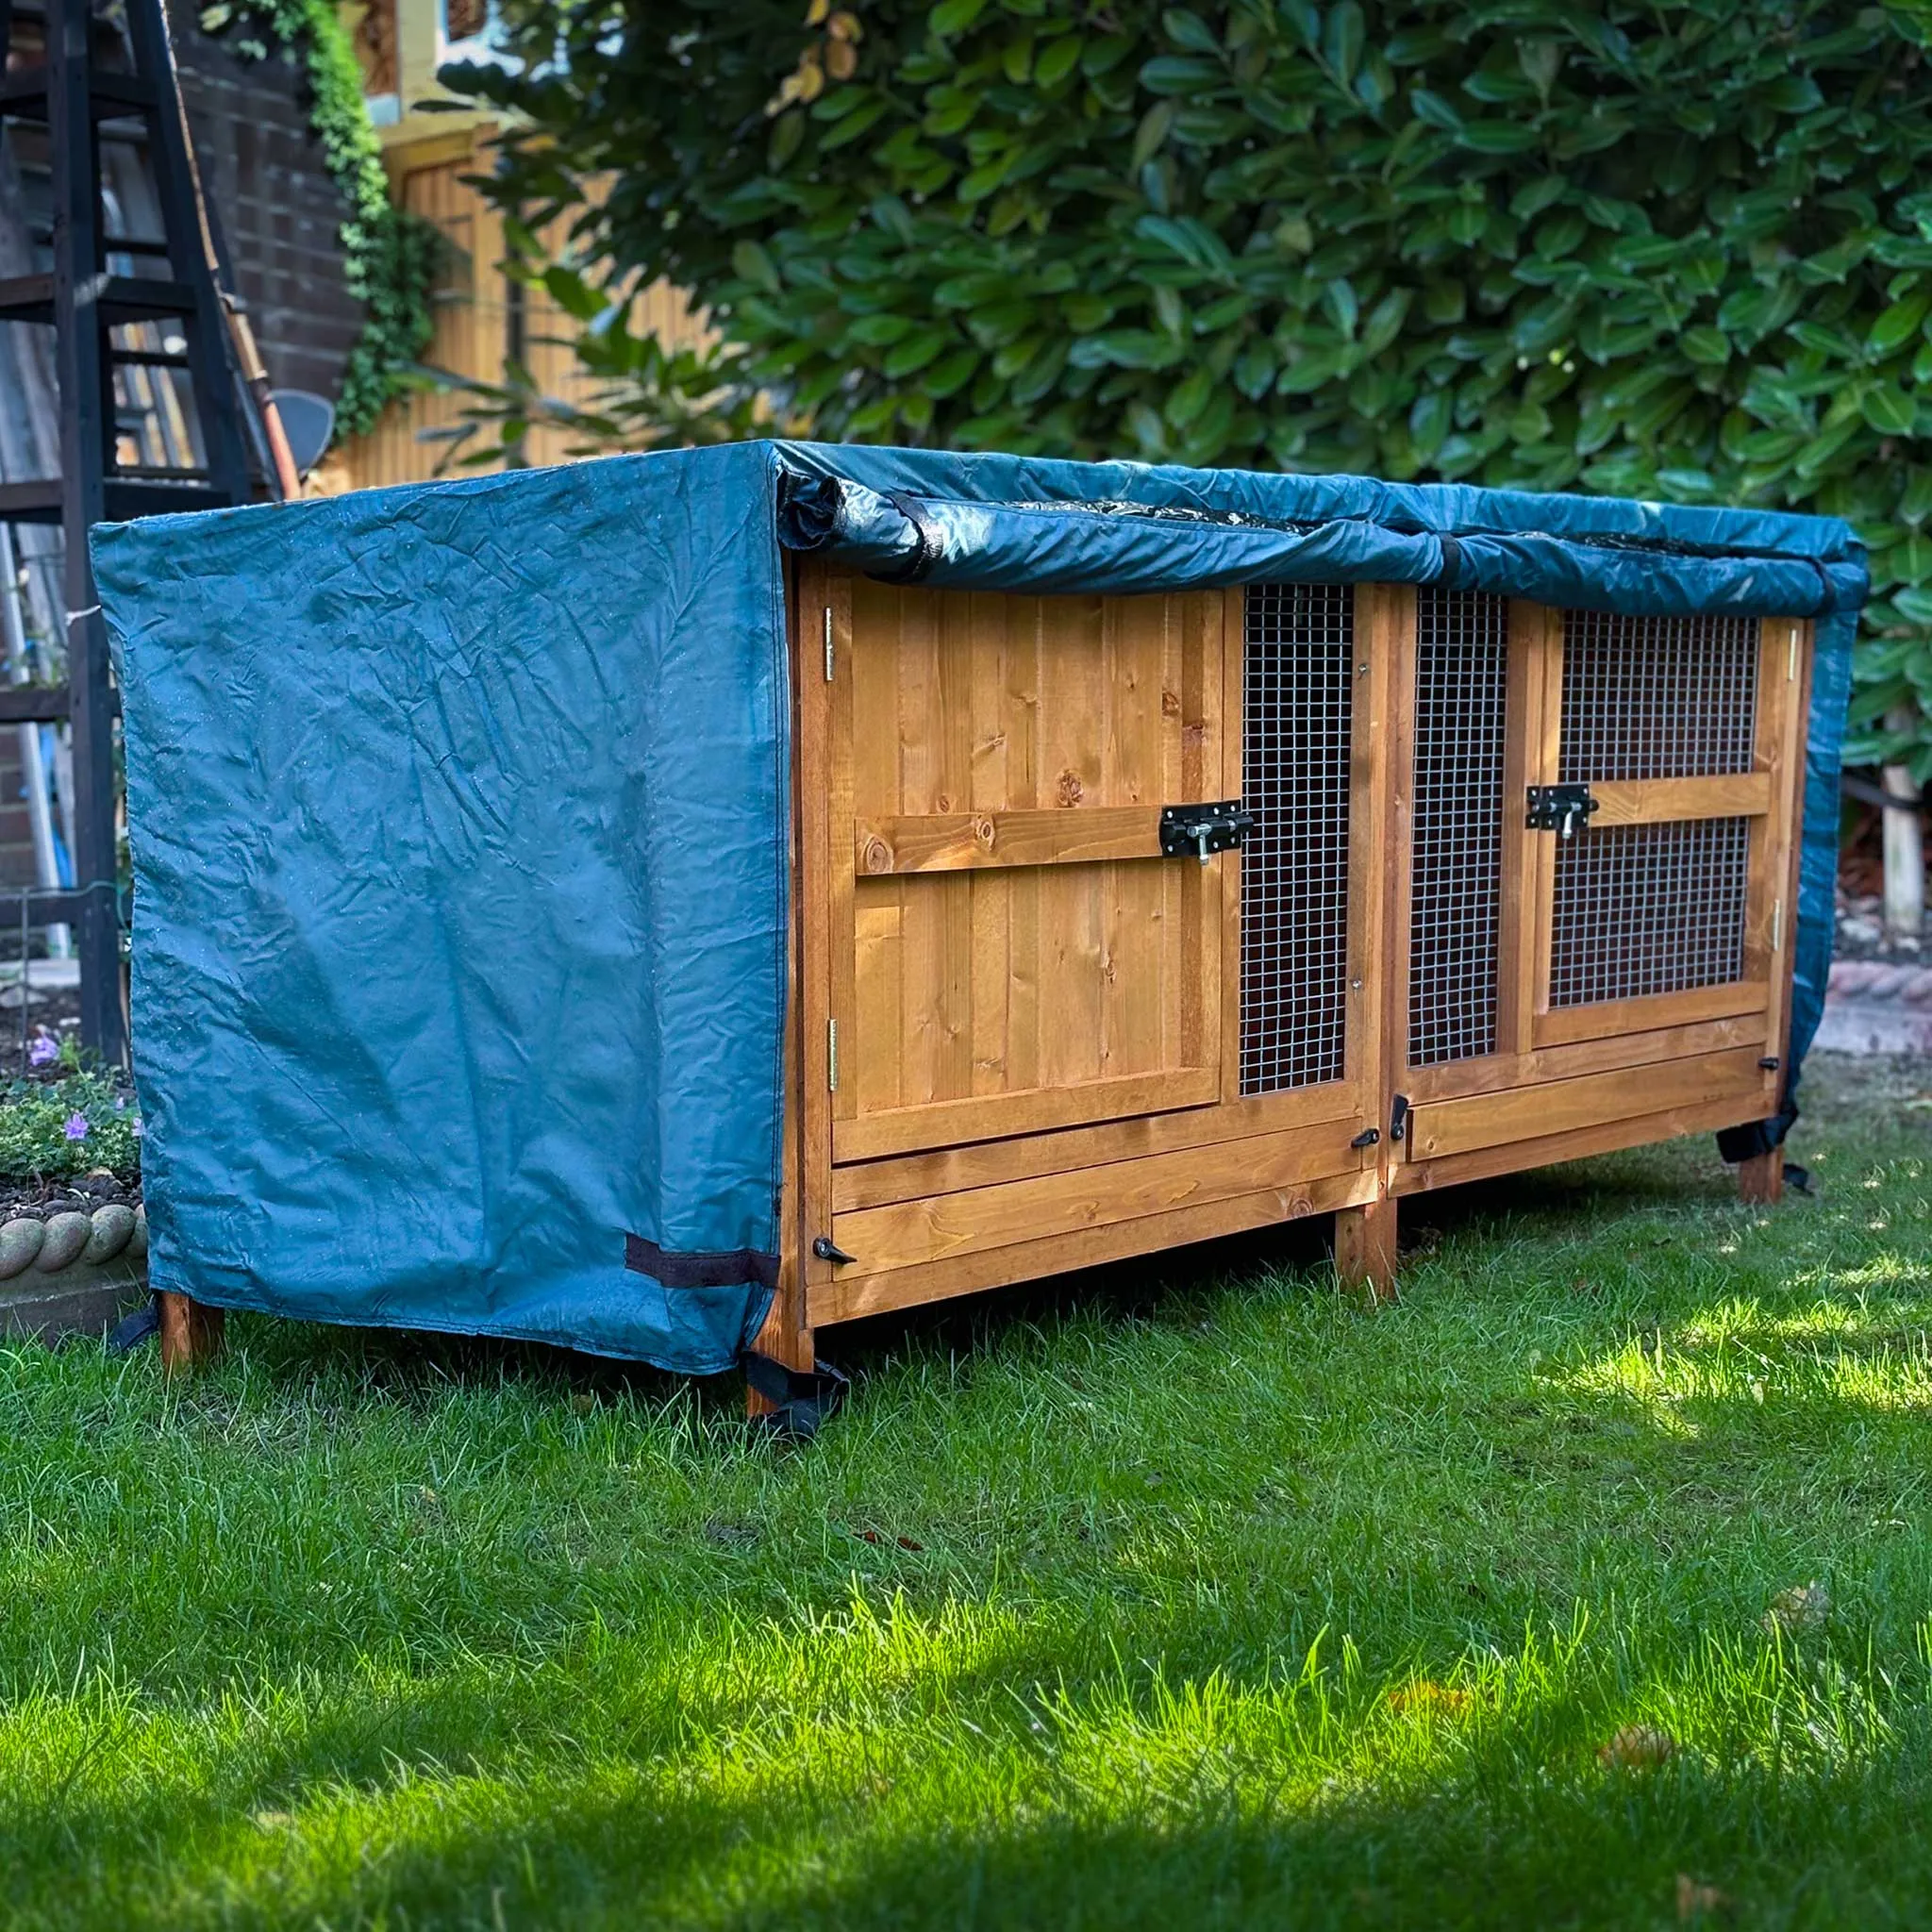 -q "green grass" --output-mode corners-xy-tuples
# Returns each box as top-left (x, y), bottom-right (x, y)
(2, 1053), (1928, 1930)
